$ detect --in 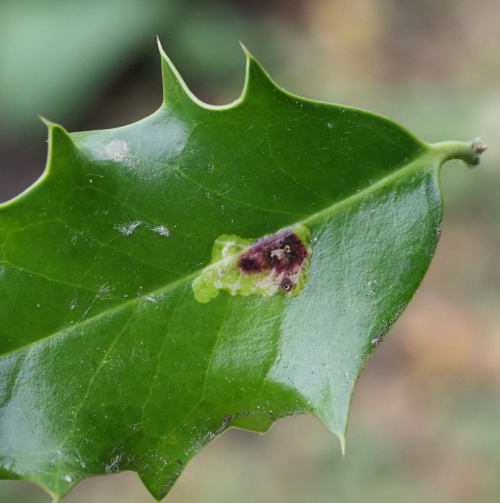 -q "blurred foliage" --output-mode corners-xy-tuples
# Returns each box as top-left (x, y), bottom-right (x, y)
(0, 0), (499, 501)
(0, 0), (296, 138)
